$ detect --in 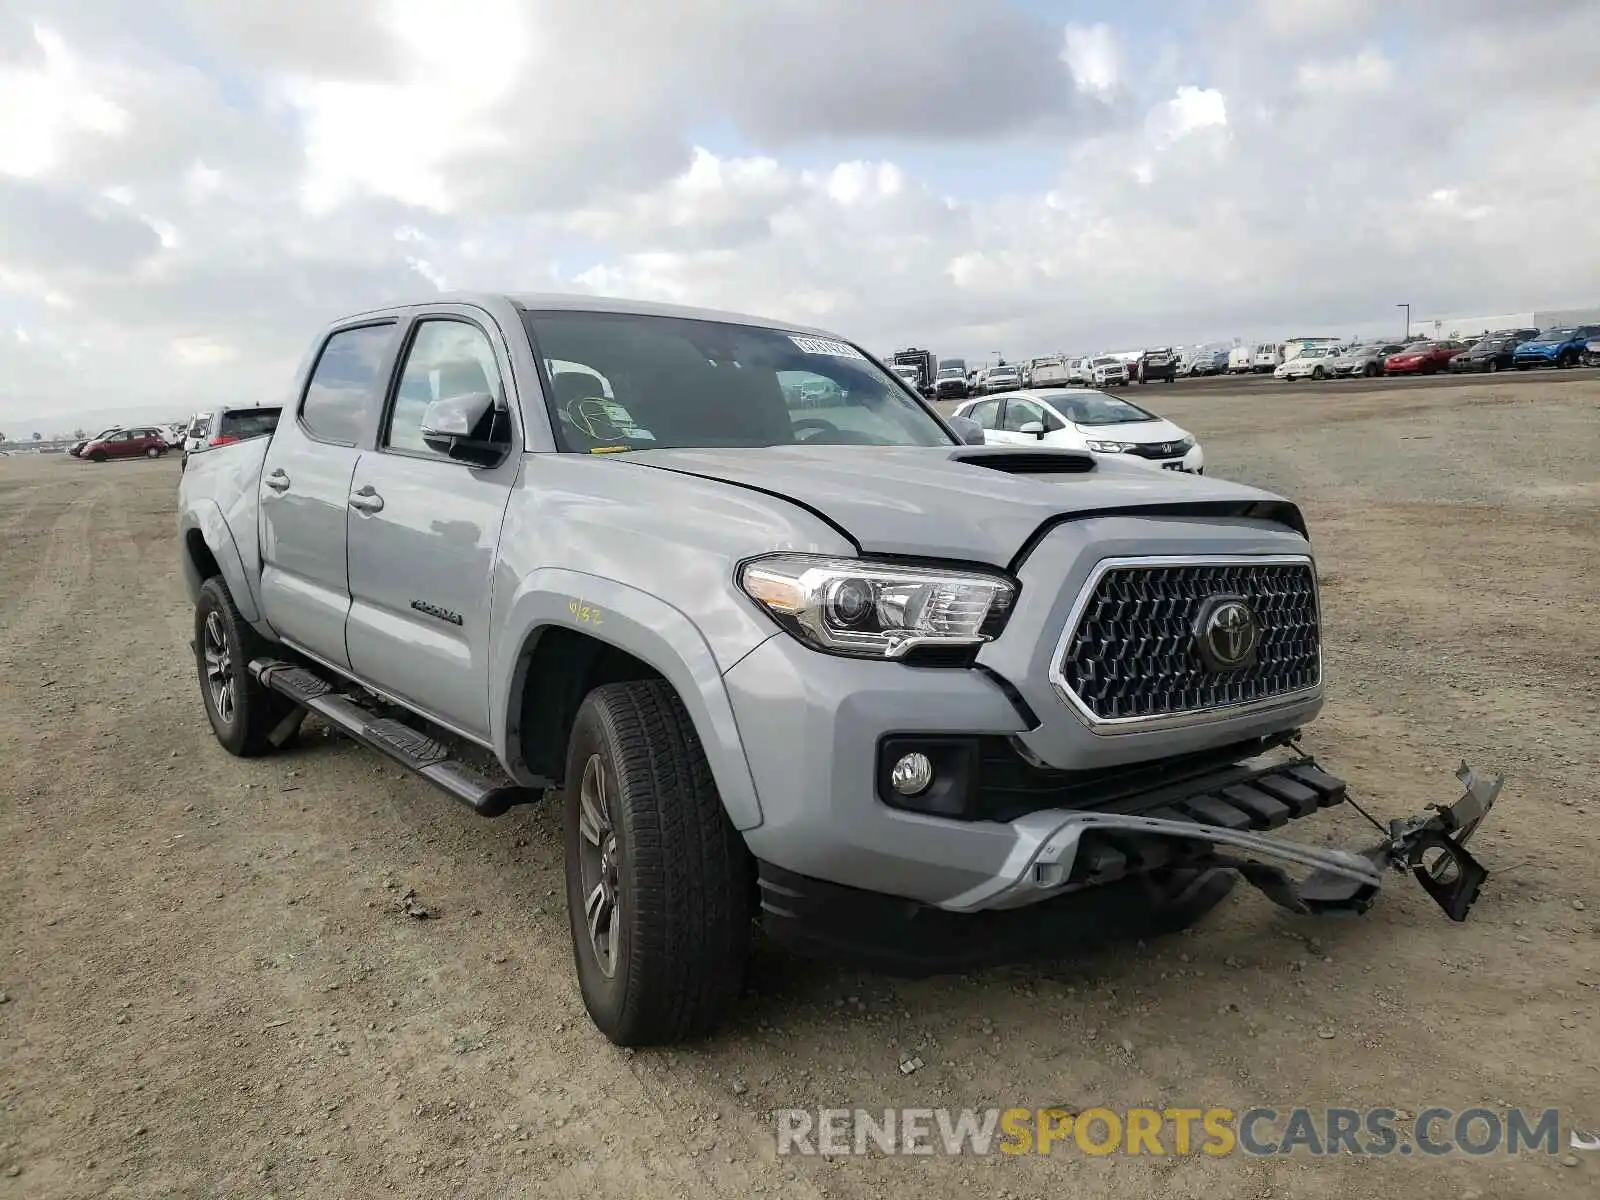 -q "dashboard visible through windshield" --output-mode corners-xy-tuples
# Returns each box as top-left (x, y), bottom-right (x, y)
(521, 310), (956, 452)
